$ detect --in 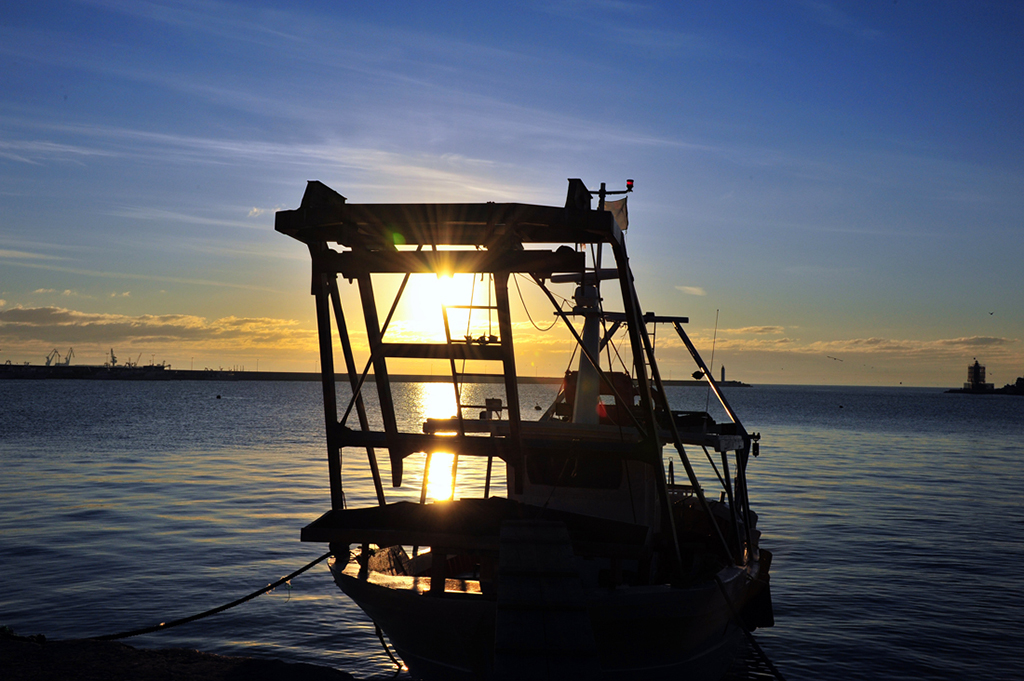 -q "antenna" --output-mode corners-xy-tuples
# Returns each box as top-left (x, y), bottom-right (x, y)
(705, 309), (720, 411)
(587, 179), (633, 211)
